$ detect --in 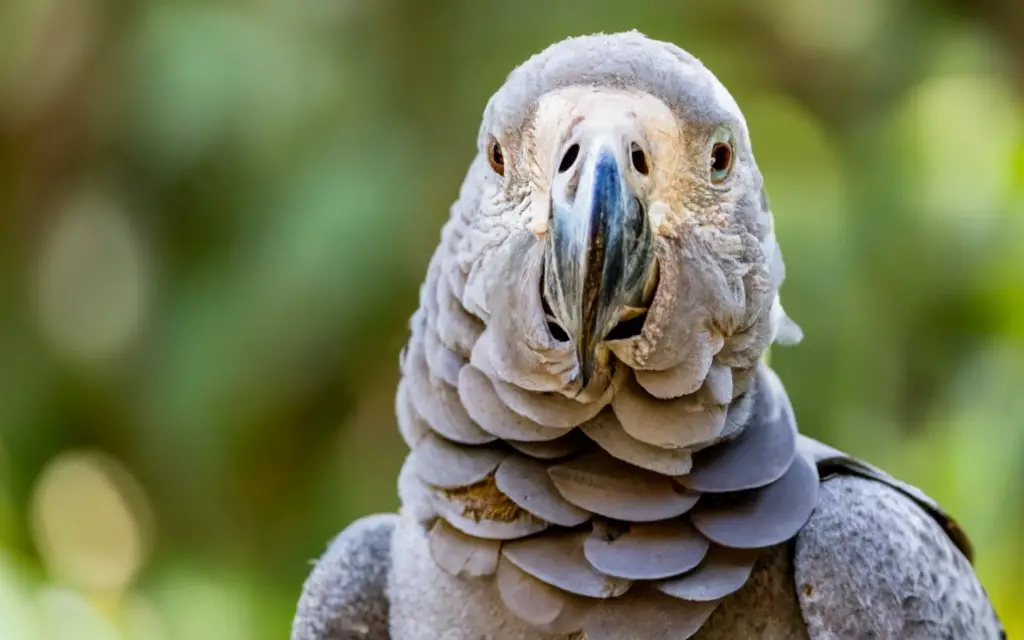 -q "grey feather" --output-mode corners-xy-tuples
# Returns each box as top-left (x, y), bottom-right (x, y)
(548, 451), (701, 521)
(408, 432), (506, 489)
(691, 450), (818, 548)
(396, 455), (437, 526)
(633, 340), (717, 399)
(699, 363), (734, 406)
(406, 340), (495, 445)
(794, 475), (1004, 639)
(655, 544), (760, 602)
(582, 588), (719, 640)
(680, 366), (796, 493)
(418, 257), (440, 320)
(730, 366), (756, 400)
(428, 519), (500, 578)
(292, 514), (396, 640)
(505, 432), (588, 459)
(430, 490), (550, 540)
(501, 530), (632, 598)
(394, 379), (429, 449)
(466, 329), (618, 428)
(489, 367), (615, 429)
(612, 374), (727, 449)
(299, 447), (997, 640)
(494, 455), (592, 526)
(495, 557), (594, 634)
(434, 265), (483, 357)
(582, 520), (710, 580)
(457, 364), (574, 441)
(423, 325), (465, 387)
(581, 411), (694, 476)
(606, 233), (750, 375)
